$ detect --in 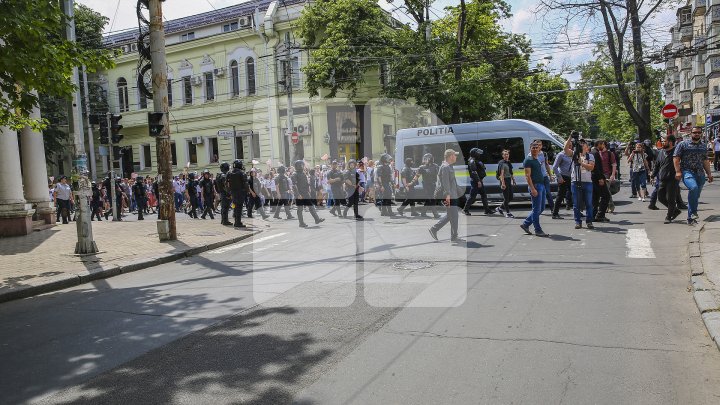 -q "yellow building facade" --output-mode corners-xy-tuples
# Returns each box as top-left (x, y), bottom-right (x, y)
(98, 0), (424, 178)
